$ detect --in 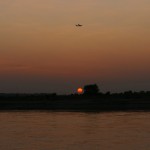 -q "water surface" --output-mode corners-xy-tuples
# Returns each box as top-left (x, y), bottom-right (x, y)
(0, 111), (150, 150)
